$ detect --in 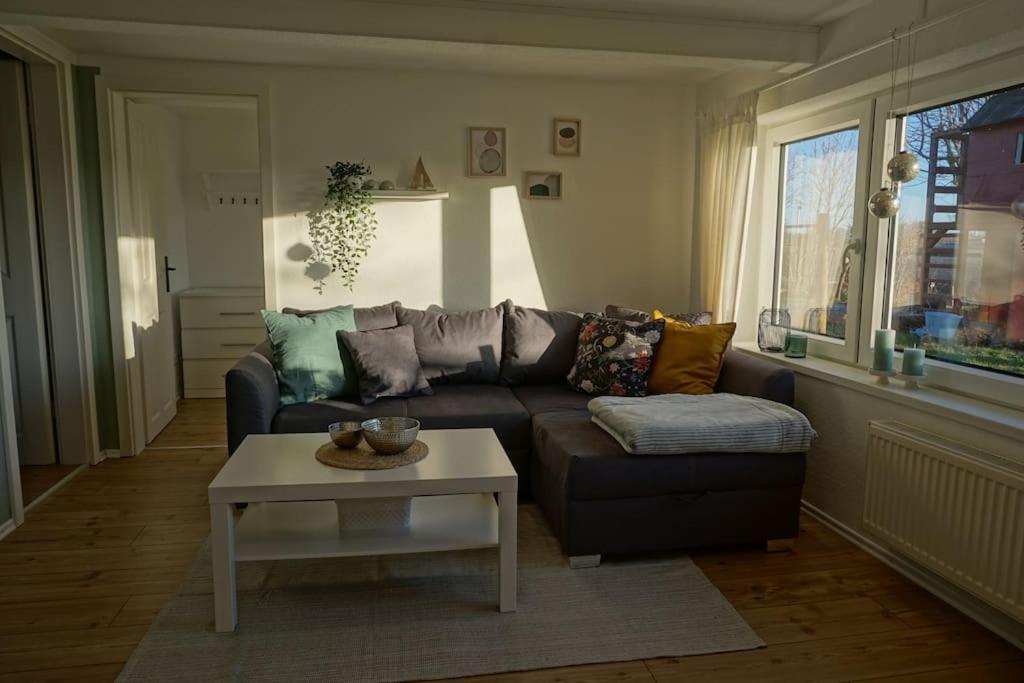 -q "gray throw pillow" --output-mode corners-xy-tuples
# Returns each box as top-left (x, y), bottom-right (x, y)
(604, 304), (651, 323)
(500, 300), (582, 385)
(338, 325), (432, 405)
(396, 305), (504, 384)
(282, 301), (401, 331)
(604, 304), (713, 326)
